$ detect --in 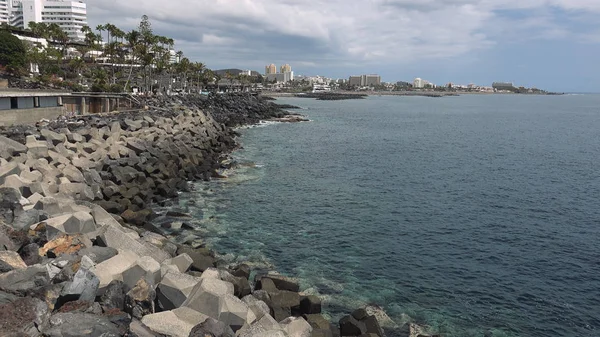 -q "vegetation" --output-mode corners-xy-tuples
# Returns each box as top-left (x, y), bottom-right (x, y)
(0, 16), (223, 94)
(0, 30), (27, 76)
